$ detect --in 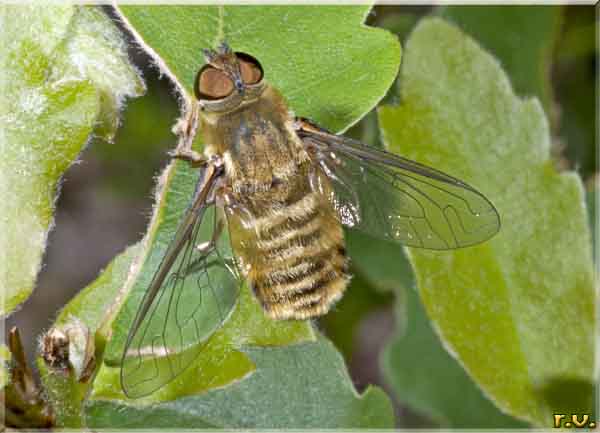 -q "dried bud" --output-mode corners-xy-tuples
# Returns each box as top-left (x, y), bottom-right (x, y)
(40, 318), (96, 383)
